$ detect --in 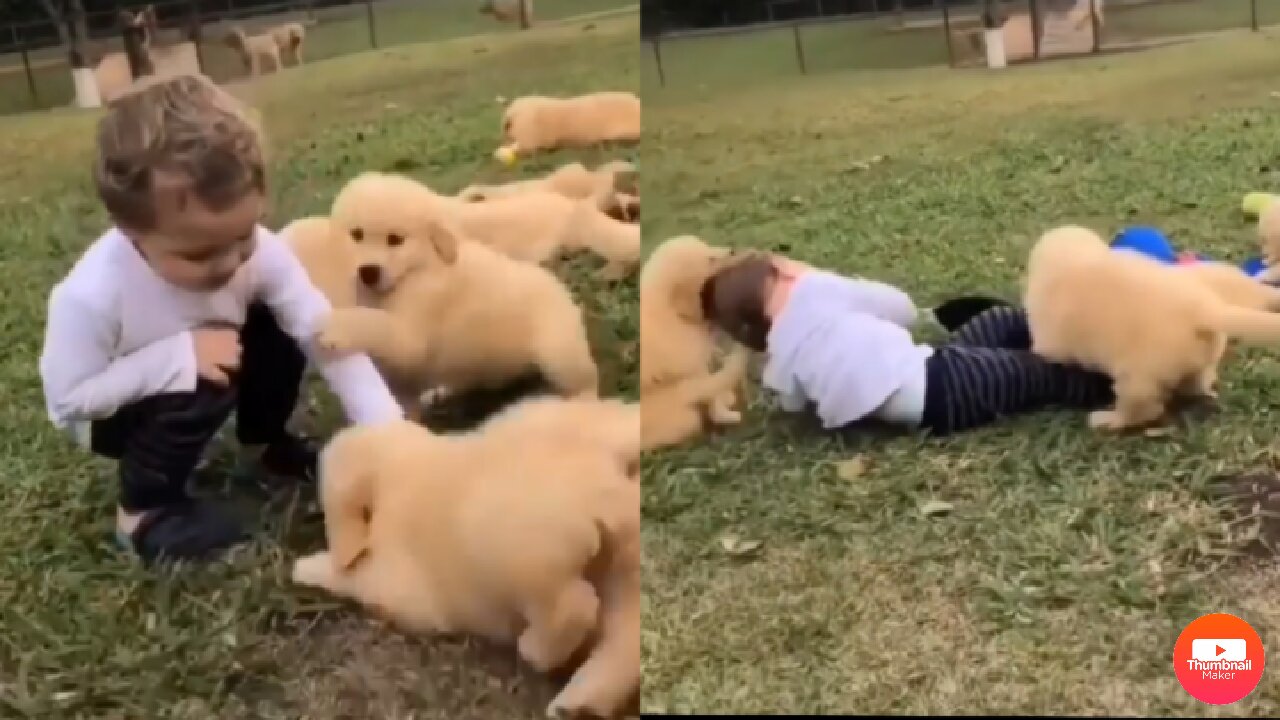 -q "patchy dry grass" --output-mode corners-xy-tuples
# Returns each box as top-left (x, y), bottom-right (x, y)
(642, 28), (1280, 715)
(0, 10), (637, 717)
